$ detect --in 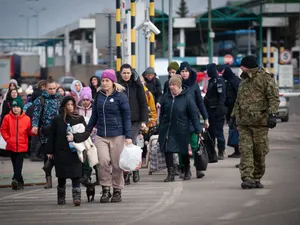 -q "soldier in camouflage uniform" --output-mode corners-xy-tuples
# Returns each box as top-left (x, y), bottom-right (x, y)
(230, 55), (280, 189)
